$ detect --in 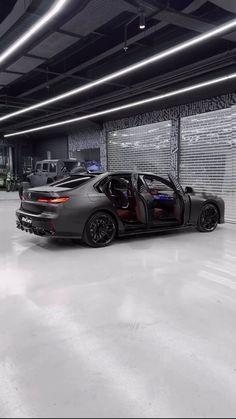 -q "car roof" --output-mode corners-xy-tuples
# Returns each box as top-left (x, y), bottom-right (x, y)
(37, 160), (59, 163)
(91, 171), (173, 185)
(37, 159), (77, 163)
(100, 171), (169, 178)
